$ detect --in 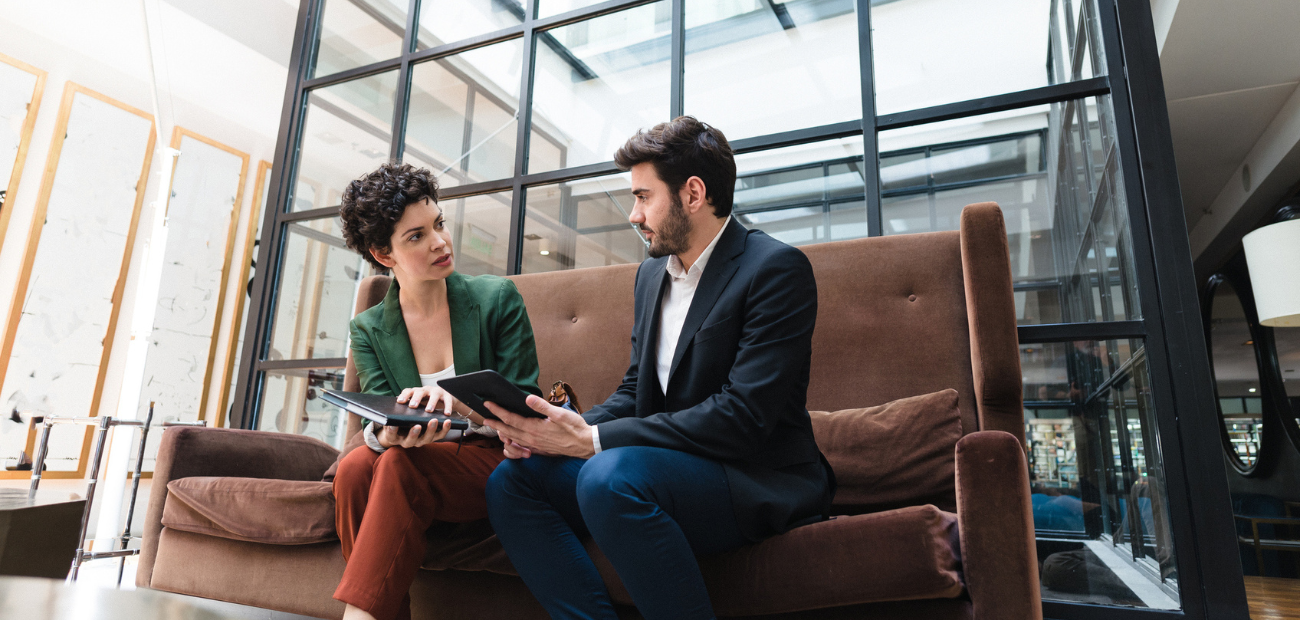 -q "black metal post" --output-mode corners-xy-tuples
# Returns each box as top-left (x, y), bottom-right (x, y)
(232, 0), (317, 430)
(1098, 0), (1248, 617)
